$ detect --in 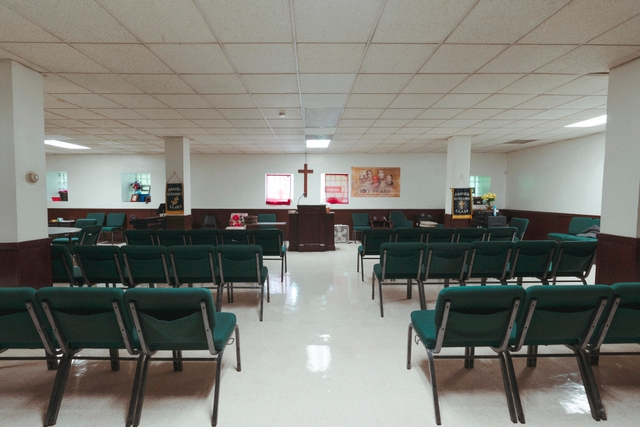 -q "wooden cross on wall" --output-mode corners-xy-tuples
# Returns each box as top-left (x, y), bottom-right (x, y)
(298, 163), (313, 197)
